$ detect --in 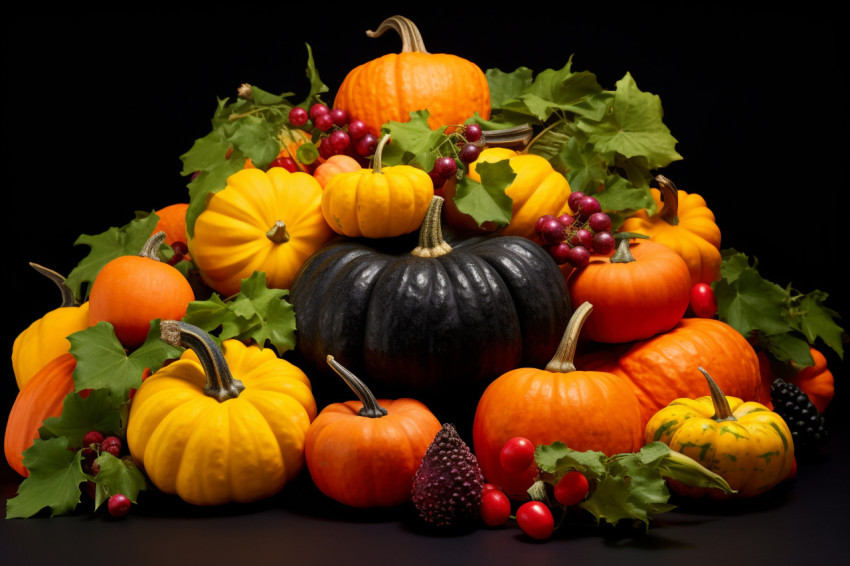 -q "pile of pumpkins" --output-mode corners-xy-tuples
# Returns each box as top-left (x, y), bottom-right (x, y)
(6, 15), (832, 512)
